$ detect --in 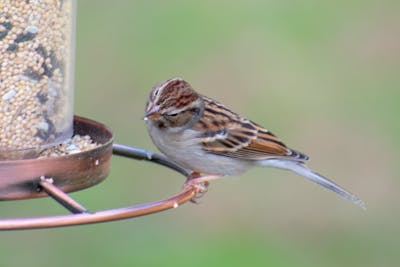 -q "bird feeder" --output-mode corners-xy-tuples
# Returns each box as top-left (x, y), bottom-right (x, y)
(0, 0), (200, 230)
